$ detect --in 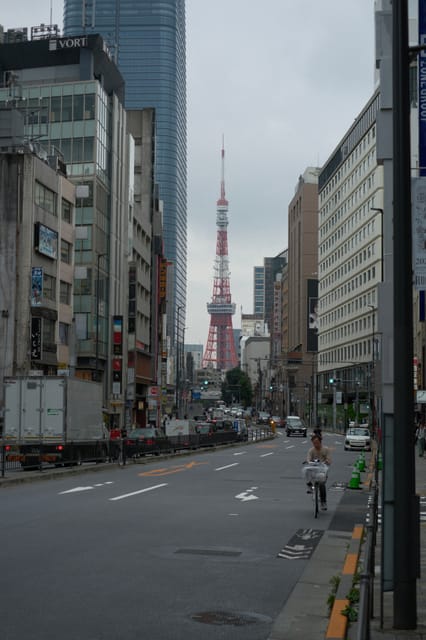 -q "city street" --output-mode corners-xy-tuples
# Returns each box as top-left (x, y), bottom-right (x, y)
(1, 432), (362, 640)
